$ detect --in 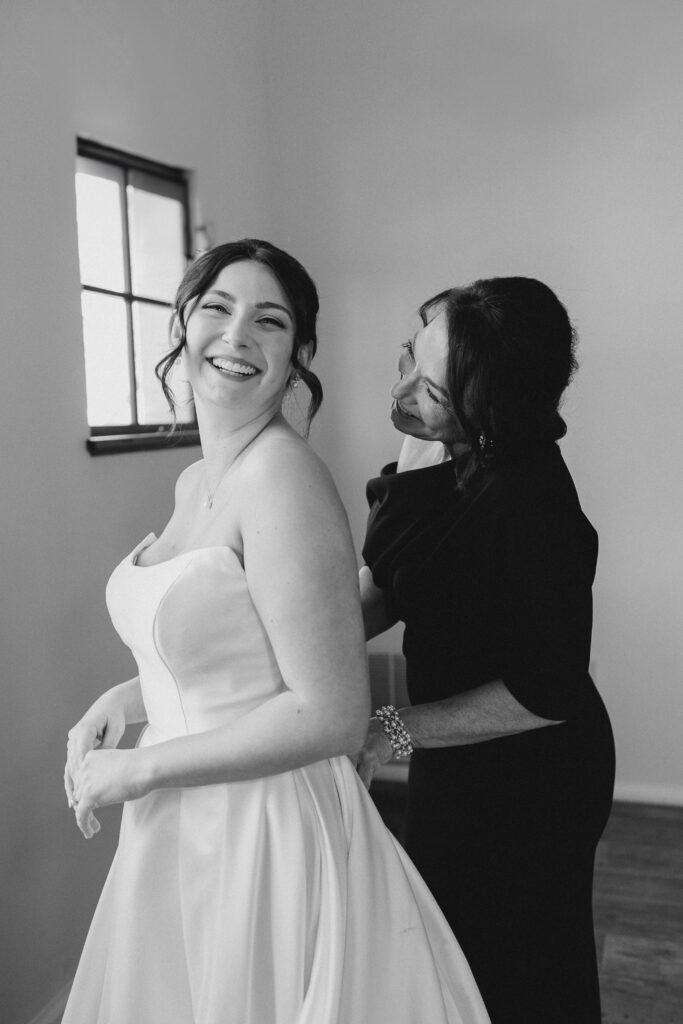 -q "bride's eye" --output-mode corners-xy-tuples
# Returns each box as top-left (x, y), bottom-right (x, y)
(401, 339), (416, 363)
(257, 316), (286, 329)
